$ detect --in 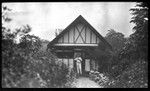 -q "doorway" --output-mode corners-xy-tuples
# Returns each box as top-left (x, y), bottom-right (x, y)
(74, 51), (86, 76)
